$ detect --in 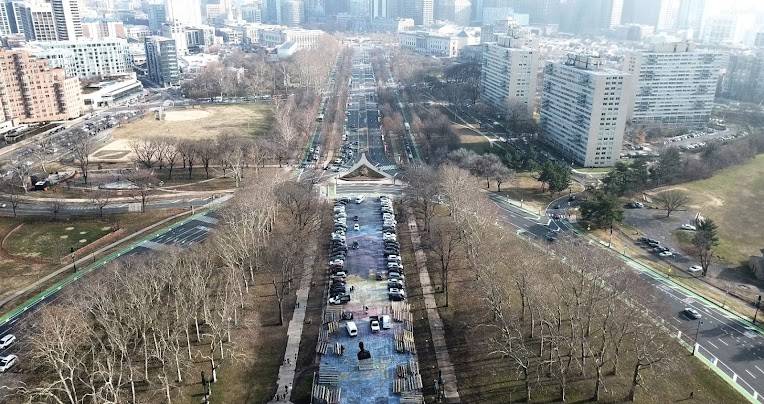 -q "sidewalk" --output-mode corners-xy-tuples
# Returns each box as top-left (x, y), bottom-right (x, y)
(269, 242), (317, 404)
(406, 208), (461, 403)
